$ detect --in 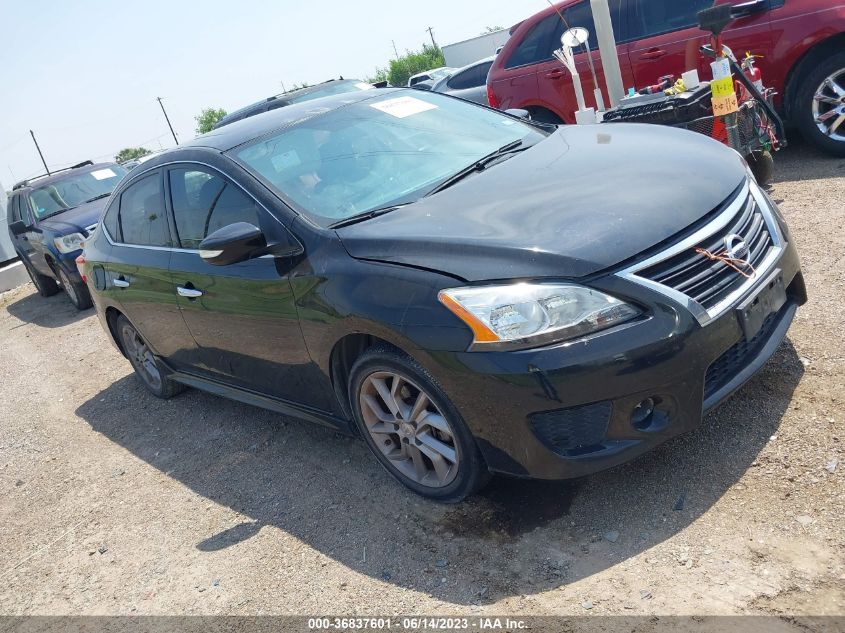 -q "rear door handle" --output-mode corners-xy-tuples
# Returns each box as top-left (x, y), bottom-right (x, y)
(640, 48), (666, 60)
(177, 286), (203, 298)
(545, 69), (566, 80)
(112, 277), (130, 288)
